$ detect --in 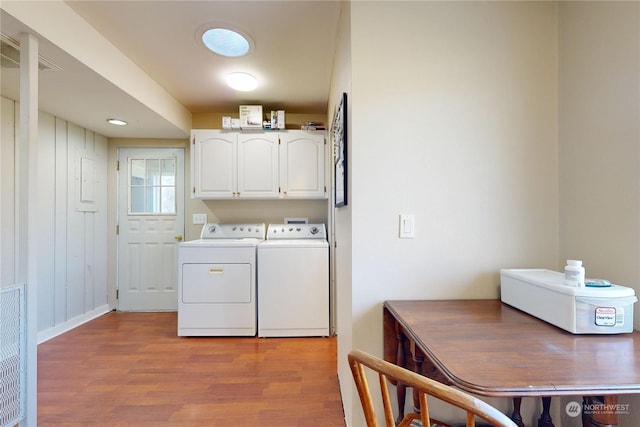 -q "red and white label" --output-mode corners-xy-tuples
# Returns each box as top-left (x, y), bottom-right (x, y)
(595, 307), (617, 327)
